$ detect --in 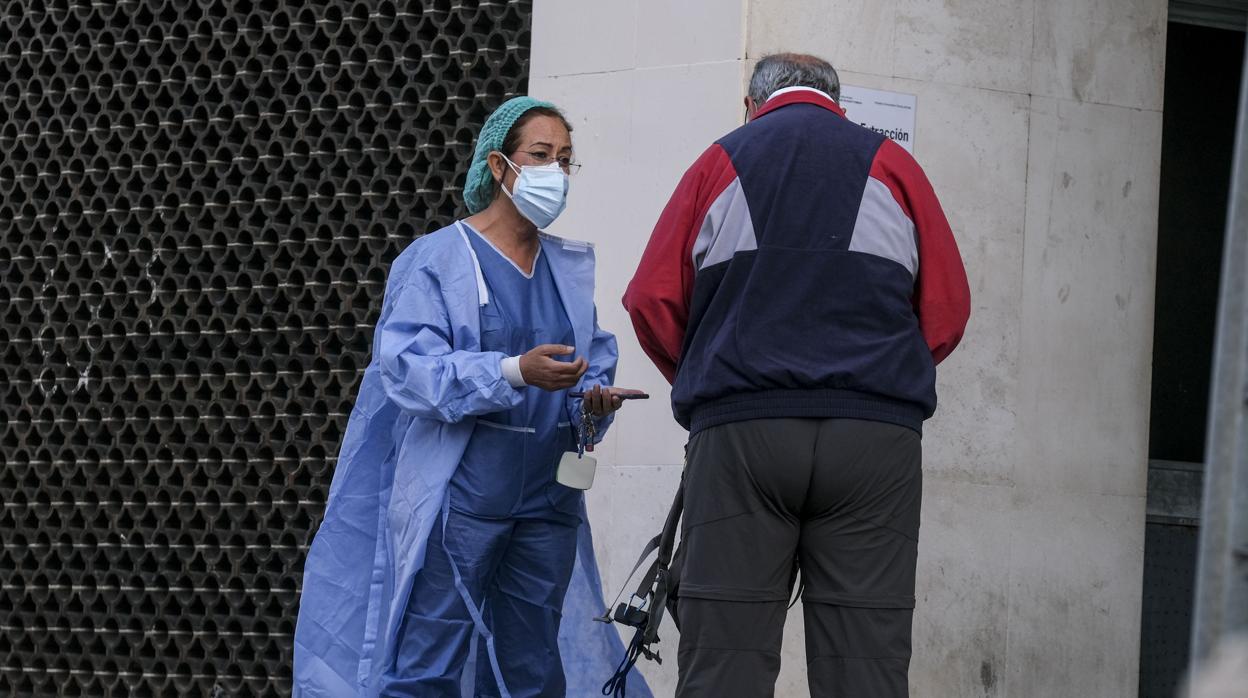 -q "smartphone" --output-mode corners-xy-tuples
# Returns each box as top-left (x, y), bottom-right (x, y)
(569, 391), (650, 399)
